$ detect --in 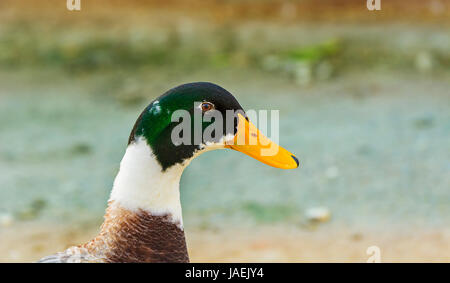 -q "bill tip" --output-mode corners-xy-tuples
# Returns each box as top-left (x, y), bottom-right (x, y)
(291, 155), (299, 168)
